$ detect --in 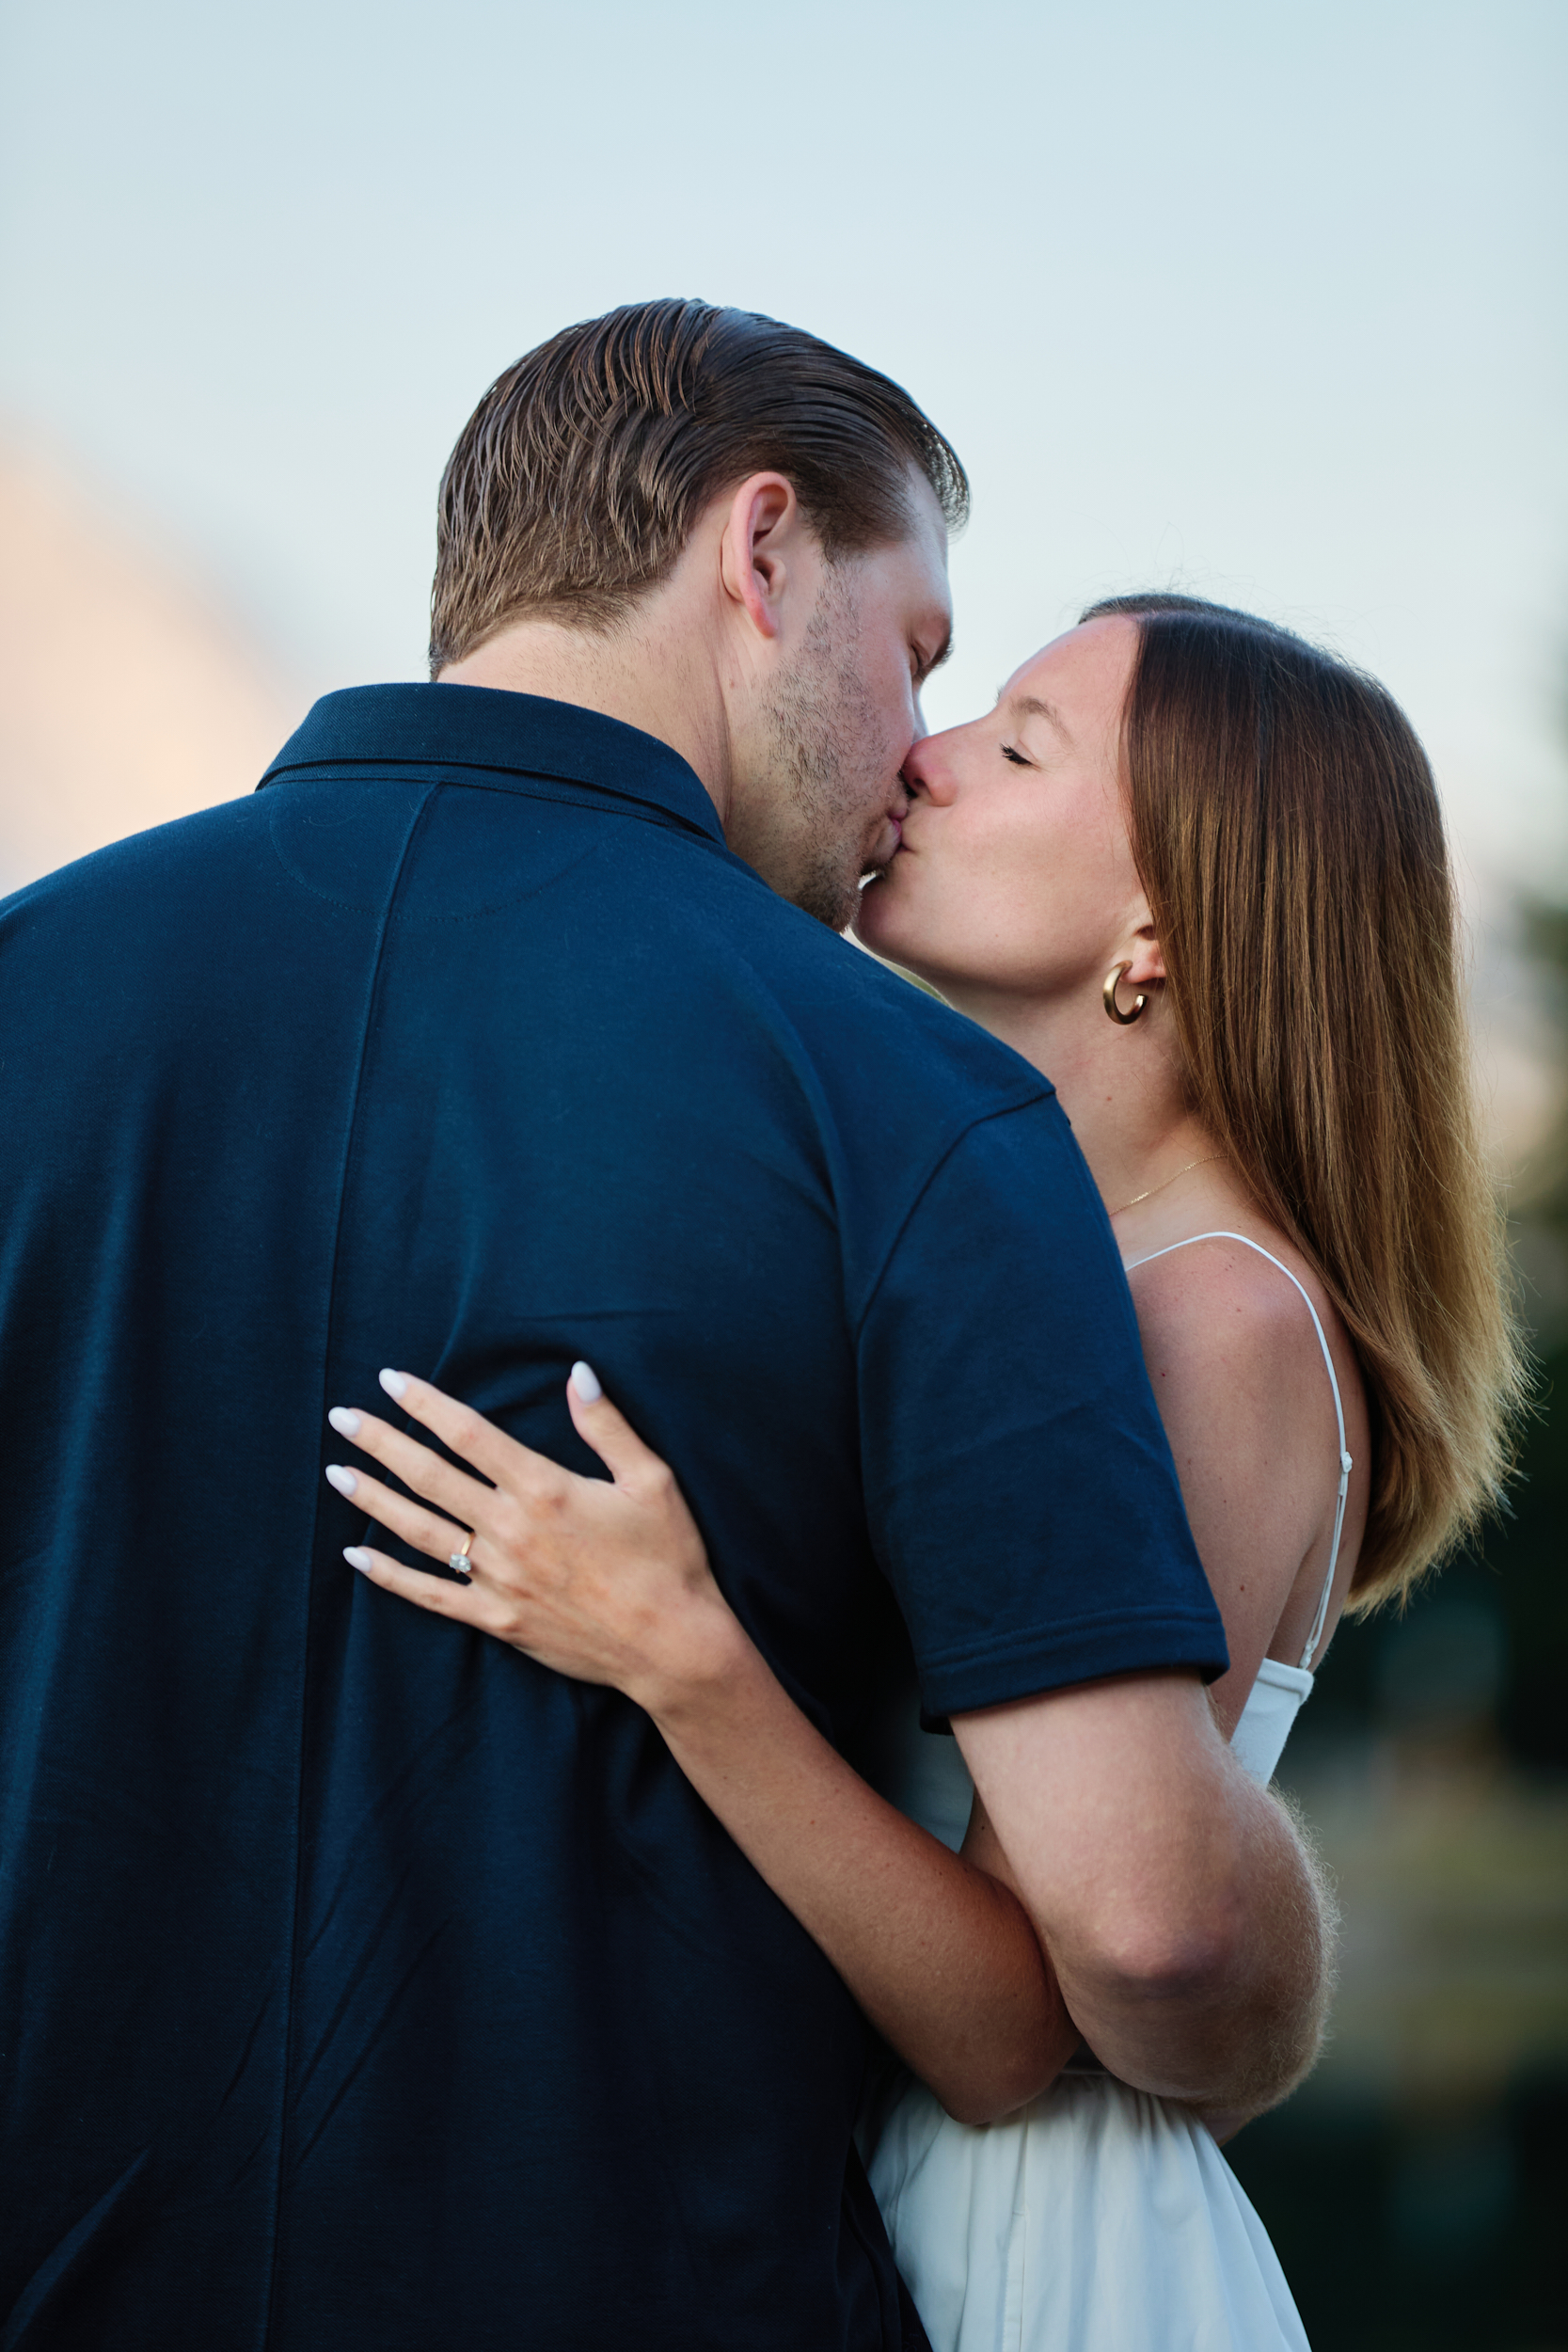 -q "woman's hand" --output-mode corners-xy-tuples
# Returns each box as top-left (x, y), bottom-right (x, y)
(326, 1364), (1075, 2122)
(325, 1363), (743, 1716)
